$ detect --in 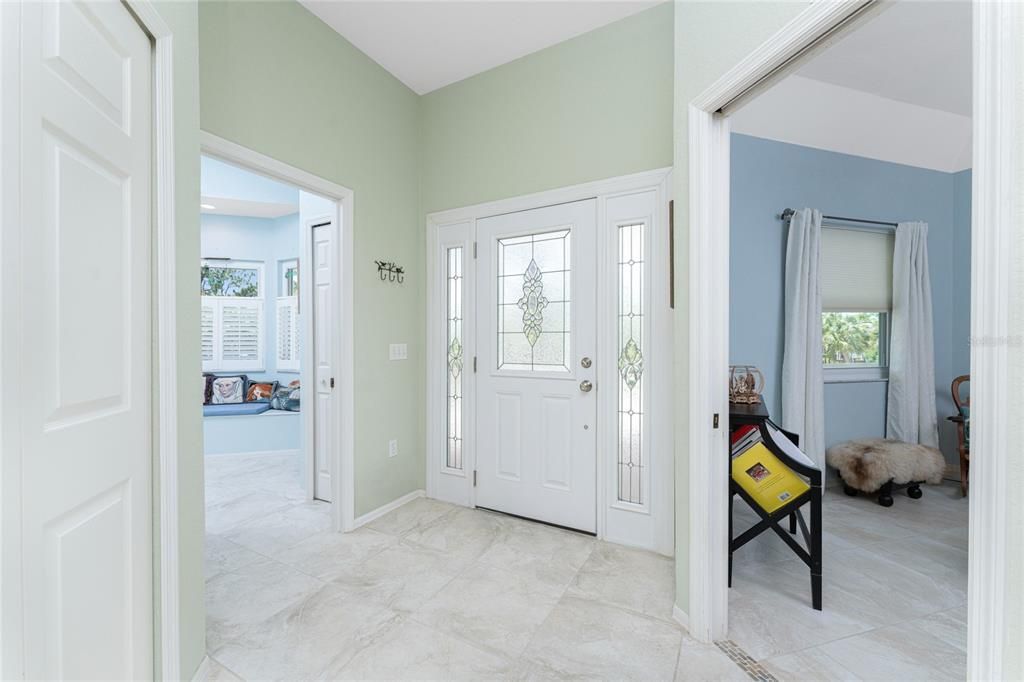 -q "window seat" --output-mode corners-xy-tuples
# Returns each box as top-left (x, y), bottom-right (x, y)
(203, 402), (272, 417)
(203, 405), (301, 455)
